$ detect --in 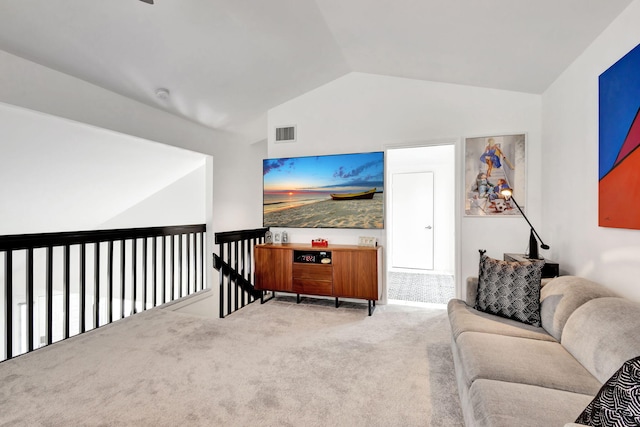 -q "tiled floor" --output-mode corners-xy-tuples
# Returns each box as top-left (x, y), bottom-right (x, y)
(388, 272), (455, 305)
